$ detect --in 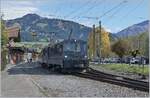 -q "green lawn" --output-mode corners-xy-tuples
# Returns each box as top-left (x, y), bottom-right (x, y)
(93, 63), (149, 75)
